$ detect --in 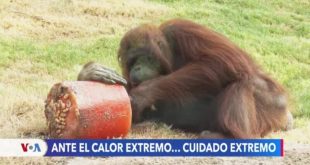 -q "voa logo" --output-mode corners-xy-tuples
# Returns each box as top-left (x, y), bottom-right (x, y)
(21, 143), (41, 152)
